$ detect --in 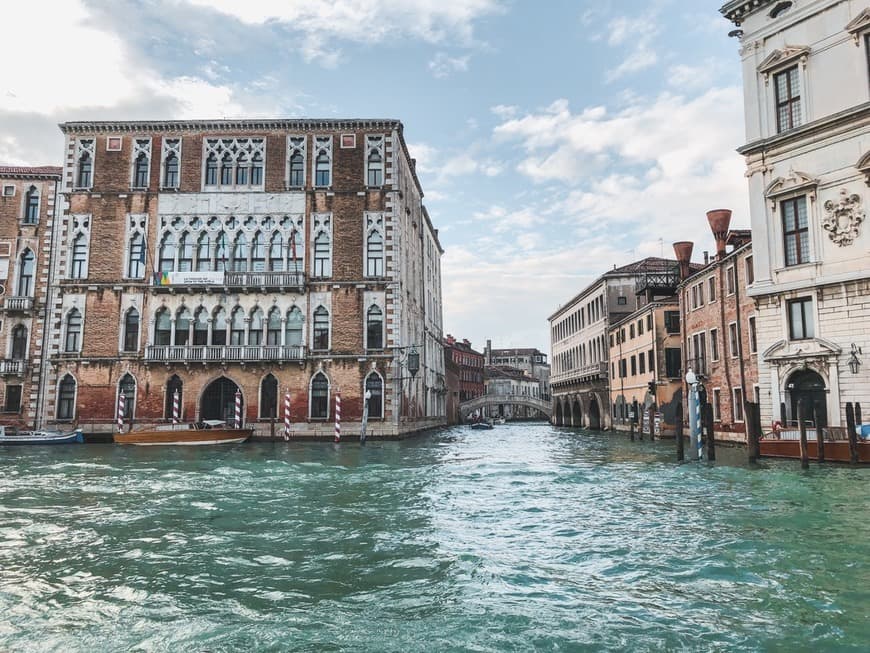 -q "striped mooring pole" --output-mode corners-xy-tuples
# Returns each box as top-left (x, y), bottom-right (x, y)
(234, 389), (242, 429)
(334, 389), (341, 443)
(283, 391), (291, 441)
(172, 390), (180, 425)
(688, 382), (702, 461)
(117, 391), (126, 432)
